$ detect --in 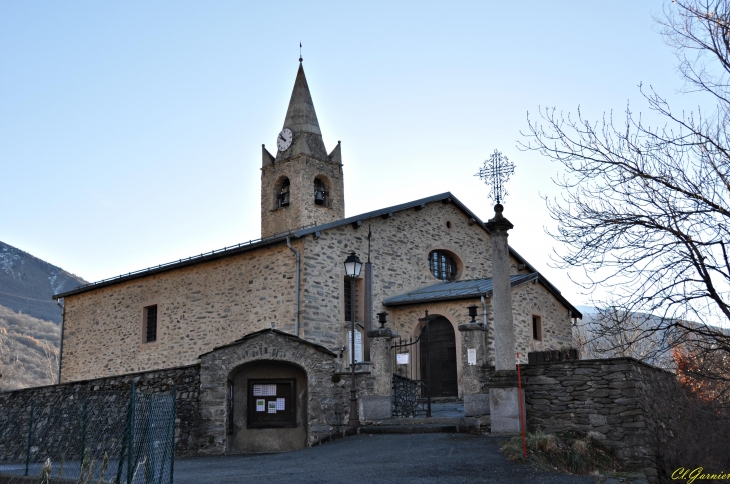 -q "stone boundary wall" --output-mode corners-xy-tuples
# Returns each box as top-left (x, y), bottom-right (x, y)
(0, 365), (200, 457)
(520, 358), (680, 483)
